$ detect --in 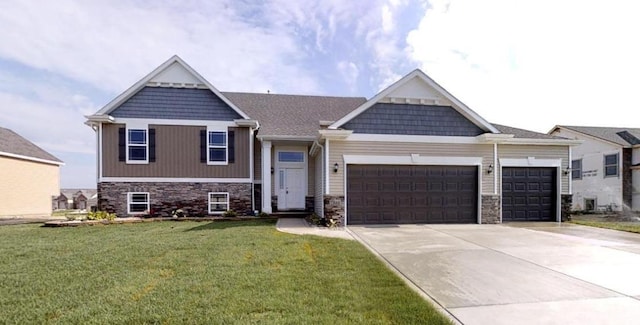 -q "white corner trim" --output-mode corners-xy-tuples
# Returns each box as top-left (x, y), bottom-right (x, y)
(499, 158), (562, 167)
(0, 151), (64, 166)
(343, 154), (483, 166)
(346, 133), (481, 144)
(99, 177), (252, 183)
